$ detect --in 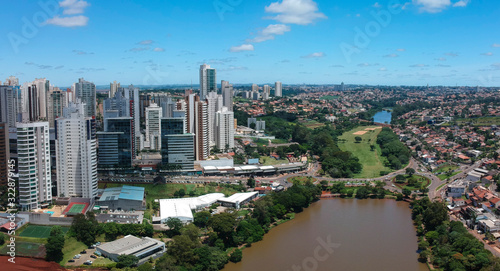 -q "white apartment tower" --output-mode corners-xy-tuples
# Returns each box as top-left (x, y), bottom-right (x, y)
(216, 107), (234, 152)
(74, 78), (96, 118)
(145, 103), (162, 150)
(206, 91), (222, 146)
(275, 81), (282, 97)
(56, 103), (97, 199)
(109, 81), (121, 98)
(17, 121), (52, 210)
(221, 80), (233, 111)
